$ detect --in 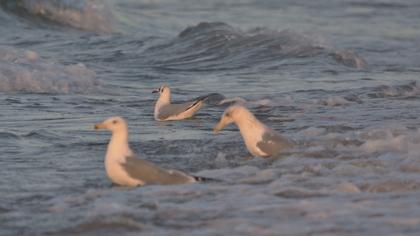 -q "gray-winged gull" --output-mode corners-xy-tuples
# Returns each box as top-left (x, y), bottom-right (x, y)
(153, 84), (211, 121)
(213, 106), (294, 157)
(94, 116), (207, 186)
